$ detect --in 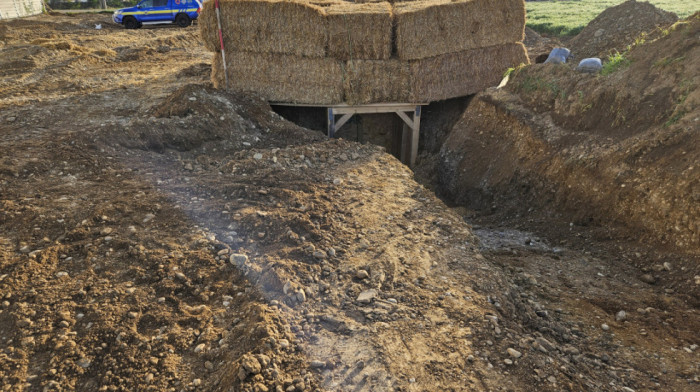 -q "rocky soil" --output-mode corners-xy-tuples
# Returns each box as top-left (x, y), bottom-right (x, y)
(0, 11), (698, 392)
